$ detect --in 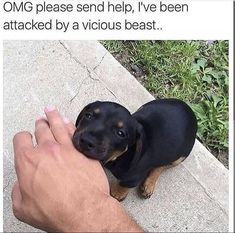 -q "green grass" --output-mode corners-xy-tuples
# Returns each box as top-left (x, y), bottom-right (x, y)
(102, 40), (229, 157)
